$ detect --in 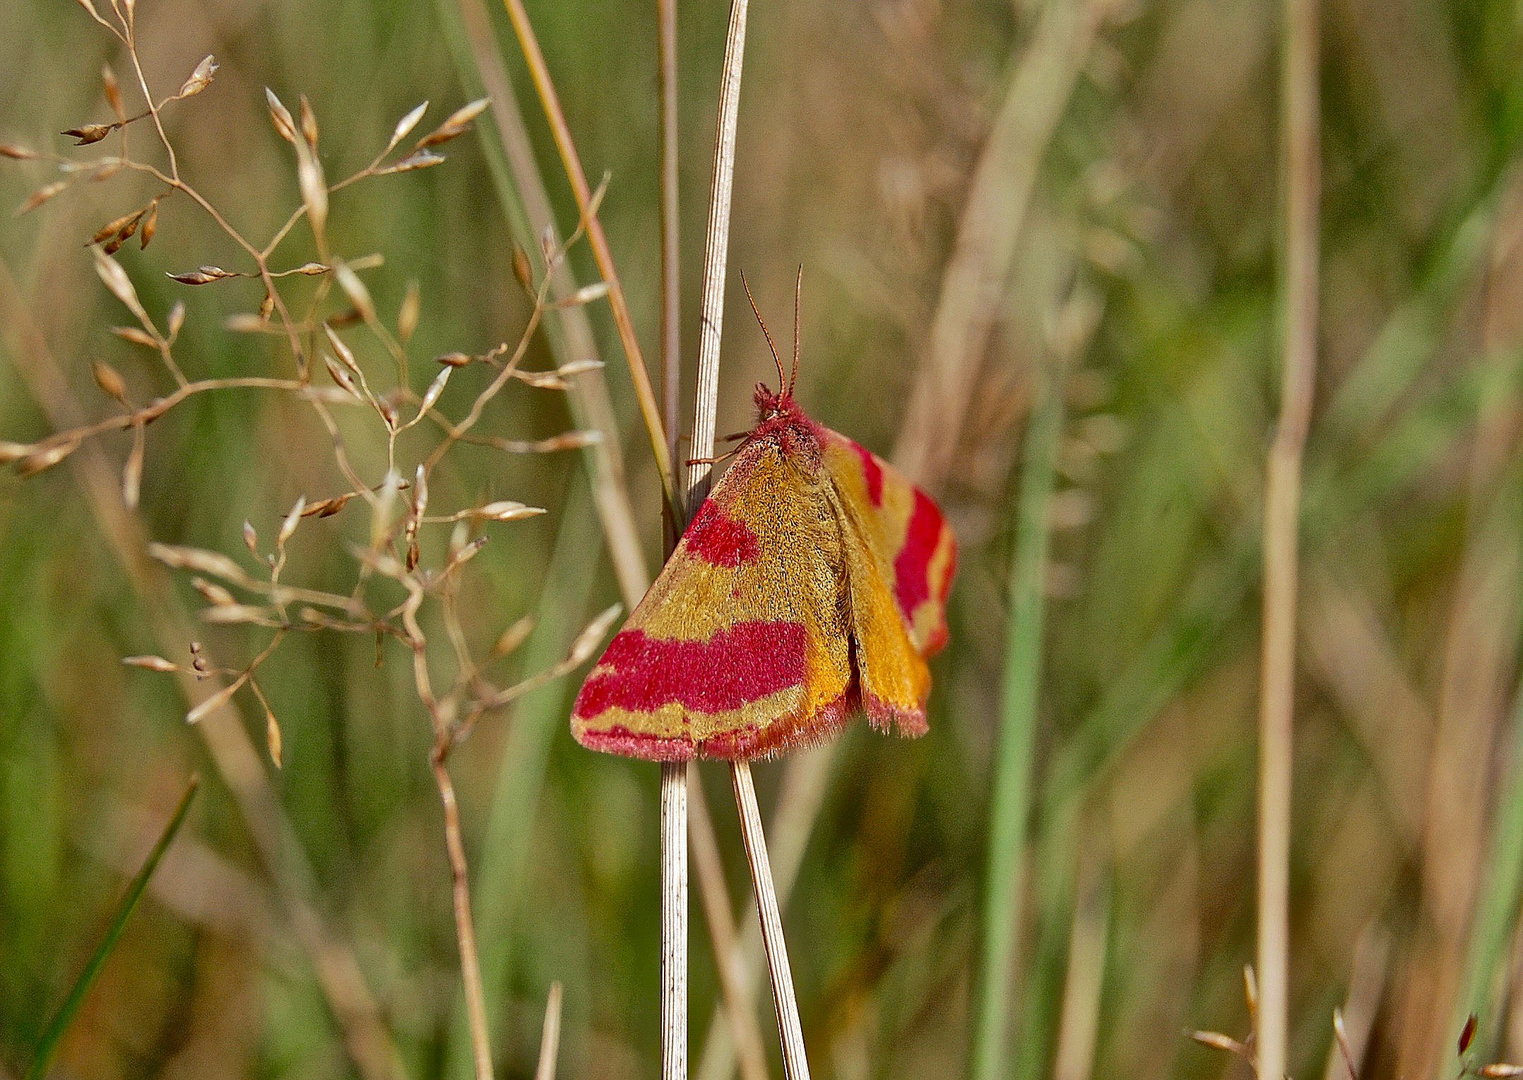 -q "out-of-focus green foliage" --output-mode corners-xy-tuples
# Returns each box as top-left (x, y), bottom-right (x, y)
(0, 0), (1520, 1079)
